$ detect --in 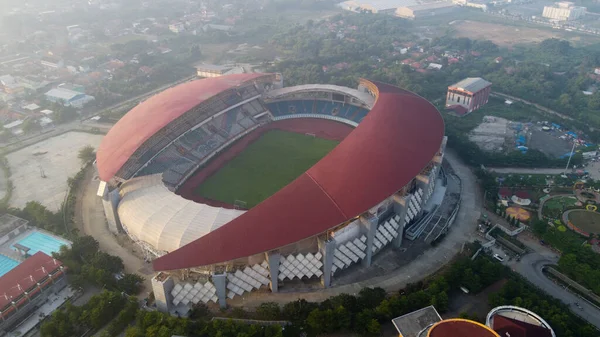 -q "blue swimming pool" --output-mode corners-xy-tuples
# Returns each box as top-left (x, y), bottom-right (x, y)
(0, 255), (19, 277)
(13, 232), (70, 256)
